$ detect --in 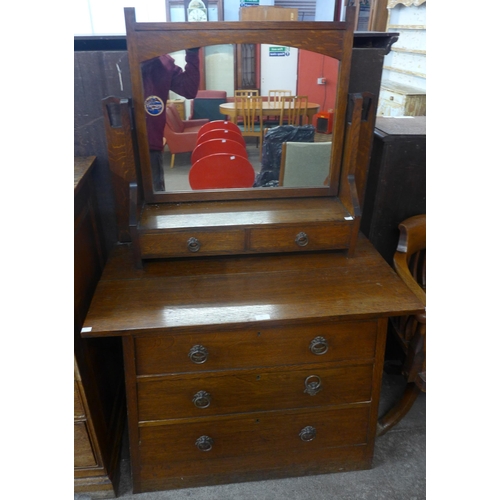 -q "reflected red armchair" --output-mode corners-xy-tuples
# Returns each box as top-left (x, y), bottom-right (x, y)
(163, 104), (209, 168)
